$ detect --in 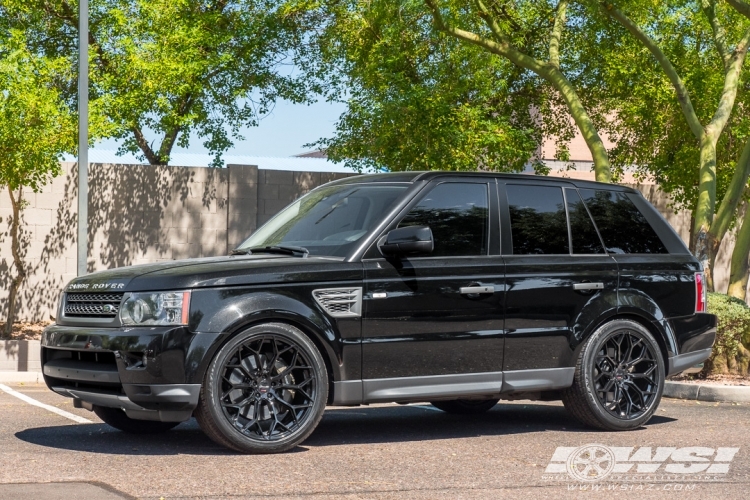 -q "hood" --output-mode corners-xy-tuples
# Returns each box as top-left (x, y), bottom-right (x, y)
(65, 254), (363, 292)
